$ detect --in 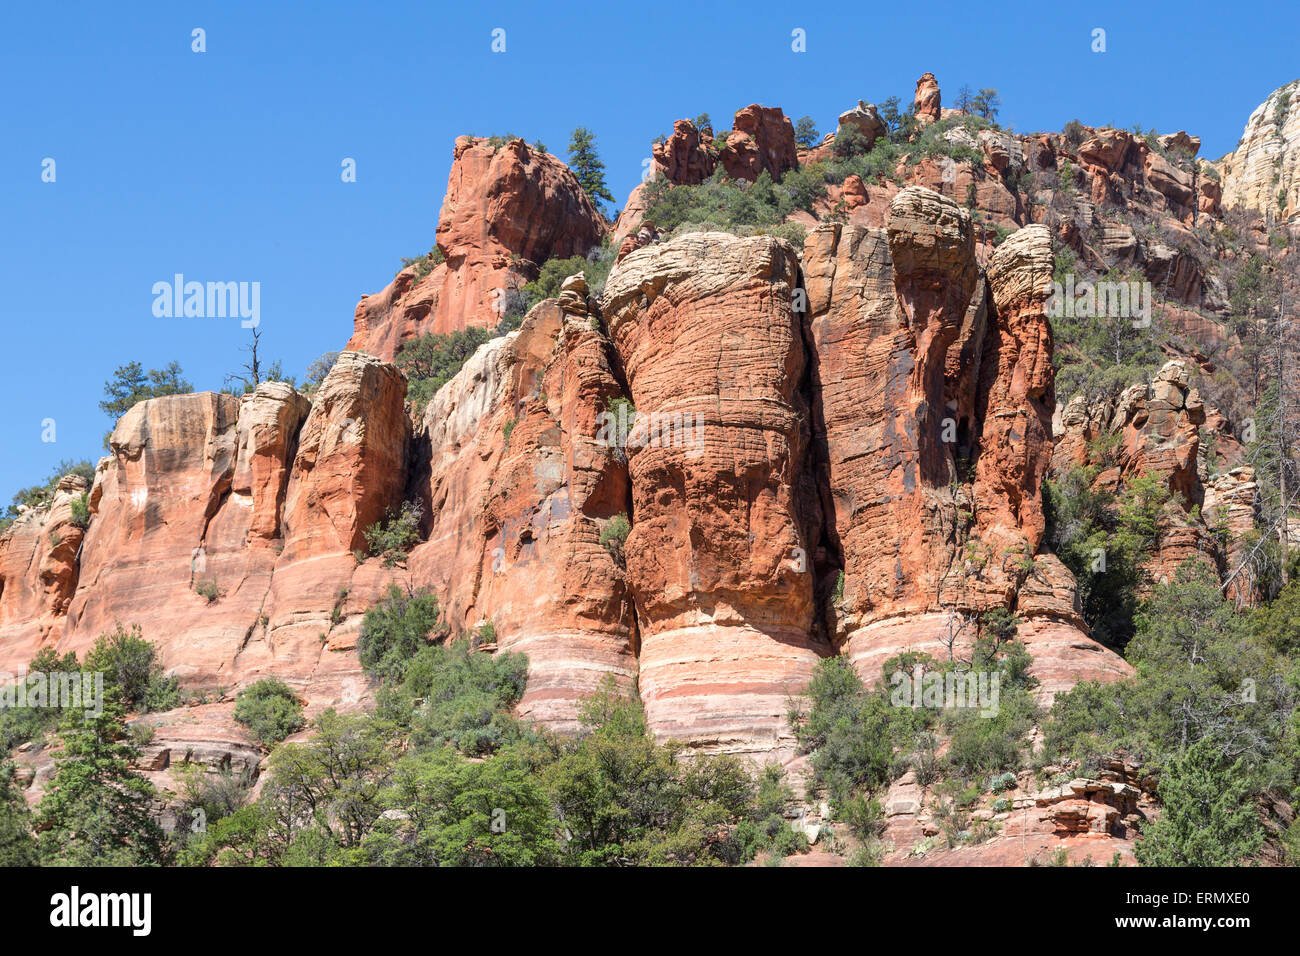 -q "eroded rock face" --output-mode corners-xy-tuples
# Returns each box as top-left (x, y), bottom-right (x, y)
(7, 134), (1208, 780)
(1219, 79), (1300, 219)
(406, 292), (638, 732)
(719, 105), (798, 182)
(1050, 359), (1249, 597)
(0, 475), (90, 663)
(805, 190), (1130, 699)
(280, 353), (410, 560)
(602, 233), (826, 762)
(913, 73), (941, 126)
(652, 119), (717, 186)
(1204, 466), (1260, 605)
(347, 137), (607, 360)
(838, 101), (887, 150)
(0, 356), (413, 786)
